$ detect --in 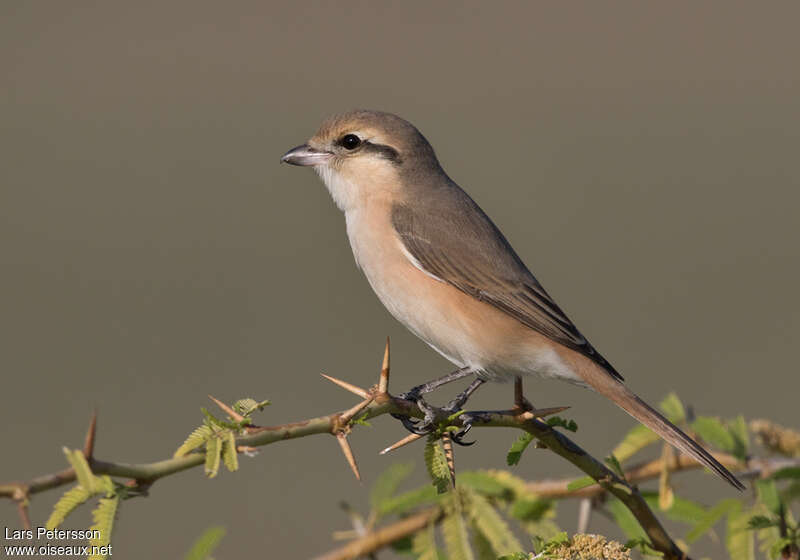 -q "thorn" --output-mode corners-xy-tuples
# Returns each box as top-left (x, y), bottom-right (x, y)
(520, 405), (571, 420)
(442, 432), (456, 486)
(208, 395), (248, 424)
(320, 374), (369, 398)
(336, 433), (361, 481)
(378, 337), (390, 394)
(237, 445), (259, 457)
(340, 396), (374, 424)
(83, 410), (98, 460)
(577, 497), (592, 533)
(12, 488), (31, 530)
(379, 432), (424, 455)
